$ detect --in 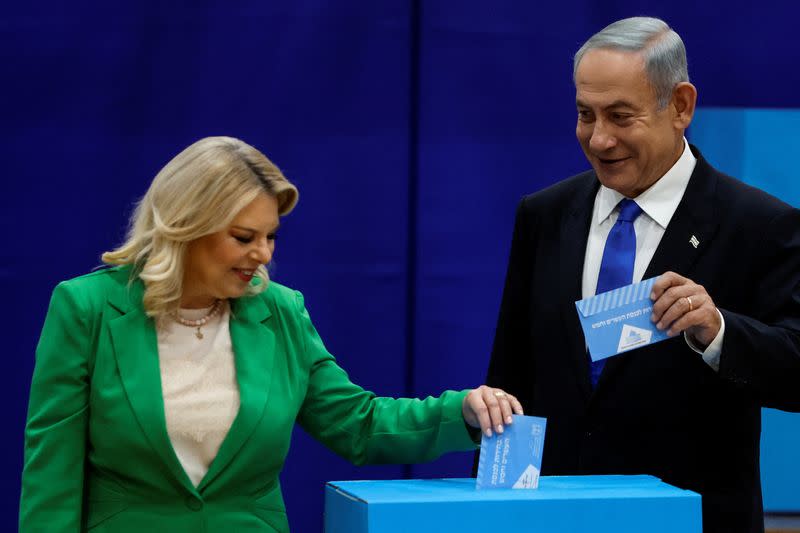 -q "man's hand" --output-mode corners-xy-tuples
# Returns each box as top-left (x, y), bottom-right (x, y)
(651, 271), (721, 348)
(462, 385), (524, 437)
